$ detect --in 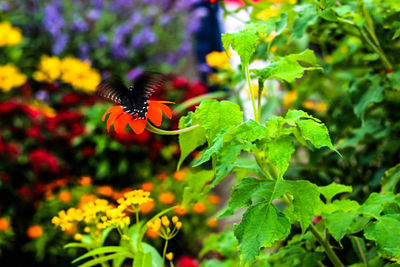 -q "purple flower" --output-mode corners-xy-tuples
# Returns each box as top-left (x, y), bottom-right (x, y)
(44, 1), (64, 36)
(160, 14), (171, 26)
(91, 0), (103, 9)
(35, 90), (49, 102)
(98, 34), (108, 46)
(187, 7), (208, 33)
(112, 44), (129, 58)
(131, 27), (157, 50)
(71, 19), (88, 32)
(0, 1), (10, 11)
(53, 34), (69, 54)
(87, 9), (101, 22)
(79, 43), (90, 59)
(111, 0), (133, 11)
